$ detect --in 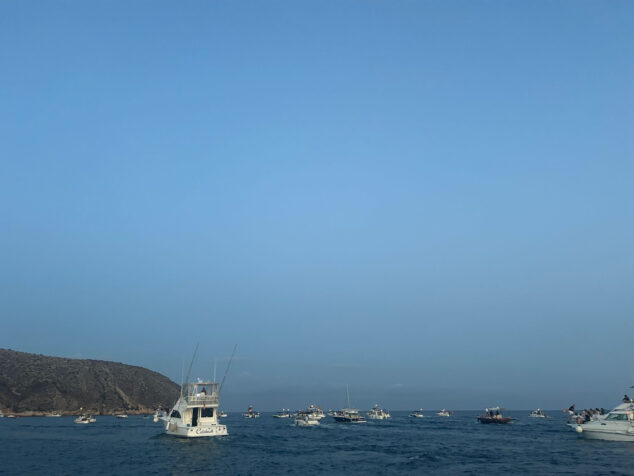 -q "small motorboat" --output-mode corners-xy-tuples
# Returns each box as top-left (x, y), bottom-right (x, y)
(46, 412), (63, 417)
(273, 409), (292, 418)
(295, 412), (320, 426)
(74, 415), (95, 424)
(409, 409), (424, 418)
(218, 411), (228, 418)
(243, 405), (260, 419)
(366, 404), (391, 420)
(477, 407), (511, 424)
(115, 414), (128, 419)
(437, 409), (452, 417)
(305, 404), (325, 420)
(529, 408), (547, 418)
